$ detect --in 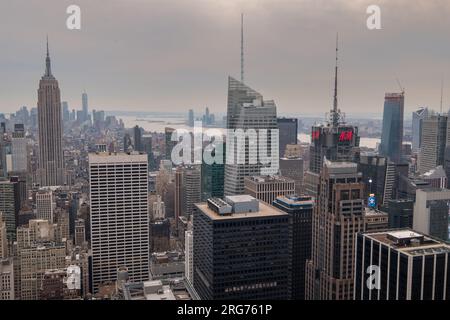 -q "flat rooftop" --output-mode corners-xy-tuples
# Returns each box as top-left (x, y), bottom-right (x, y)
(364, 229), (450, 256)
(89, 152), (147, 164)
(196, 200), (287, 221)
(245, 175), (294, 183)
